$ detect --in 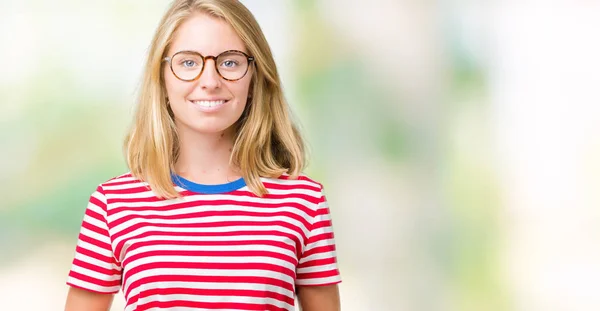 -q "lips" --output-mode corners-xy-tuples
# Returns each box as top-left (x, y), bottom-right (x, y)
(192, 100), (227, 108)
